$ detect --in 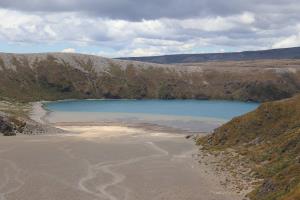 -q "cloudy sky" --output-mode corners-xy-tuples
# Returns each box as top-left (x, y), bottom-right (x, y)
(0, 0), (300, 57)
